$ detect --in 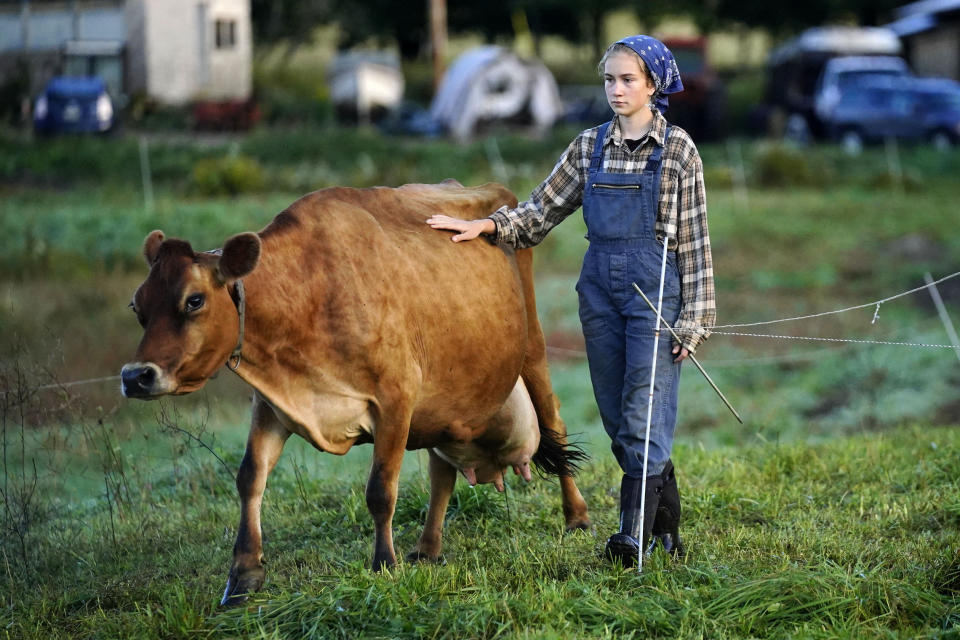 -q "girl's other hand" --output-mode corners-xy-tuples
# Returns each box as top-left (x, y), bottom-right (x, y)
(672, 343), (689, 363)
